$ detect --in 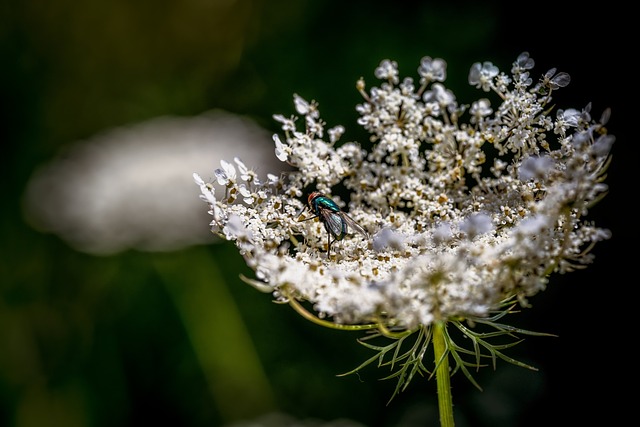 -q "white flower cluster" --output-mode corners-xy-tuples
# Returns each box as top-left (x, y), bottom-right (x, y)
(194, 52), (614, 329)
